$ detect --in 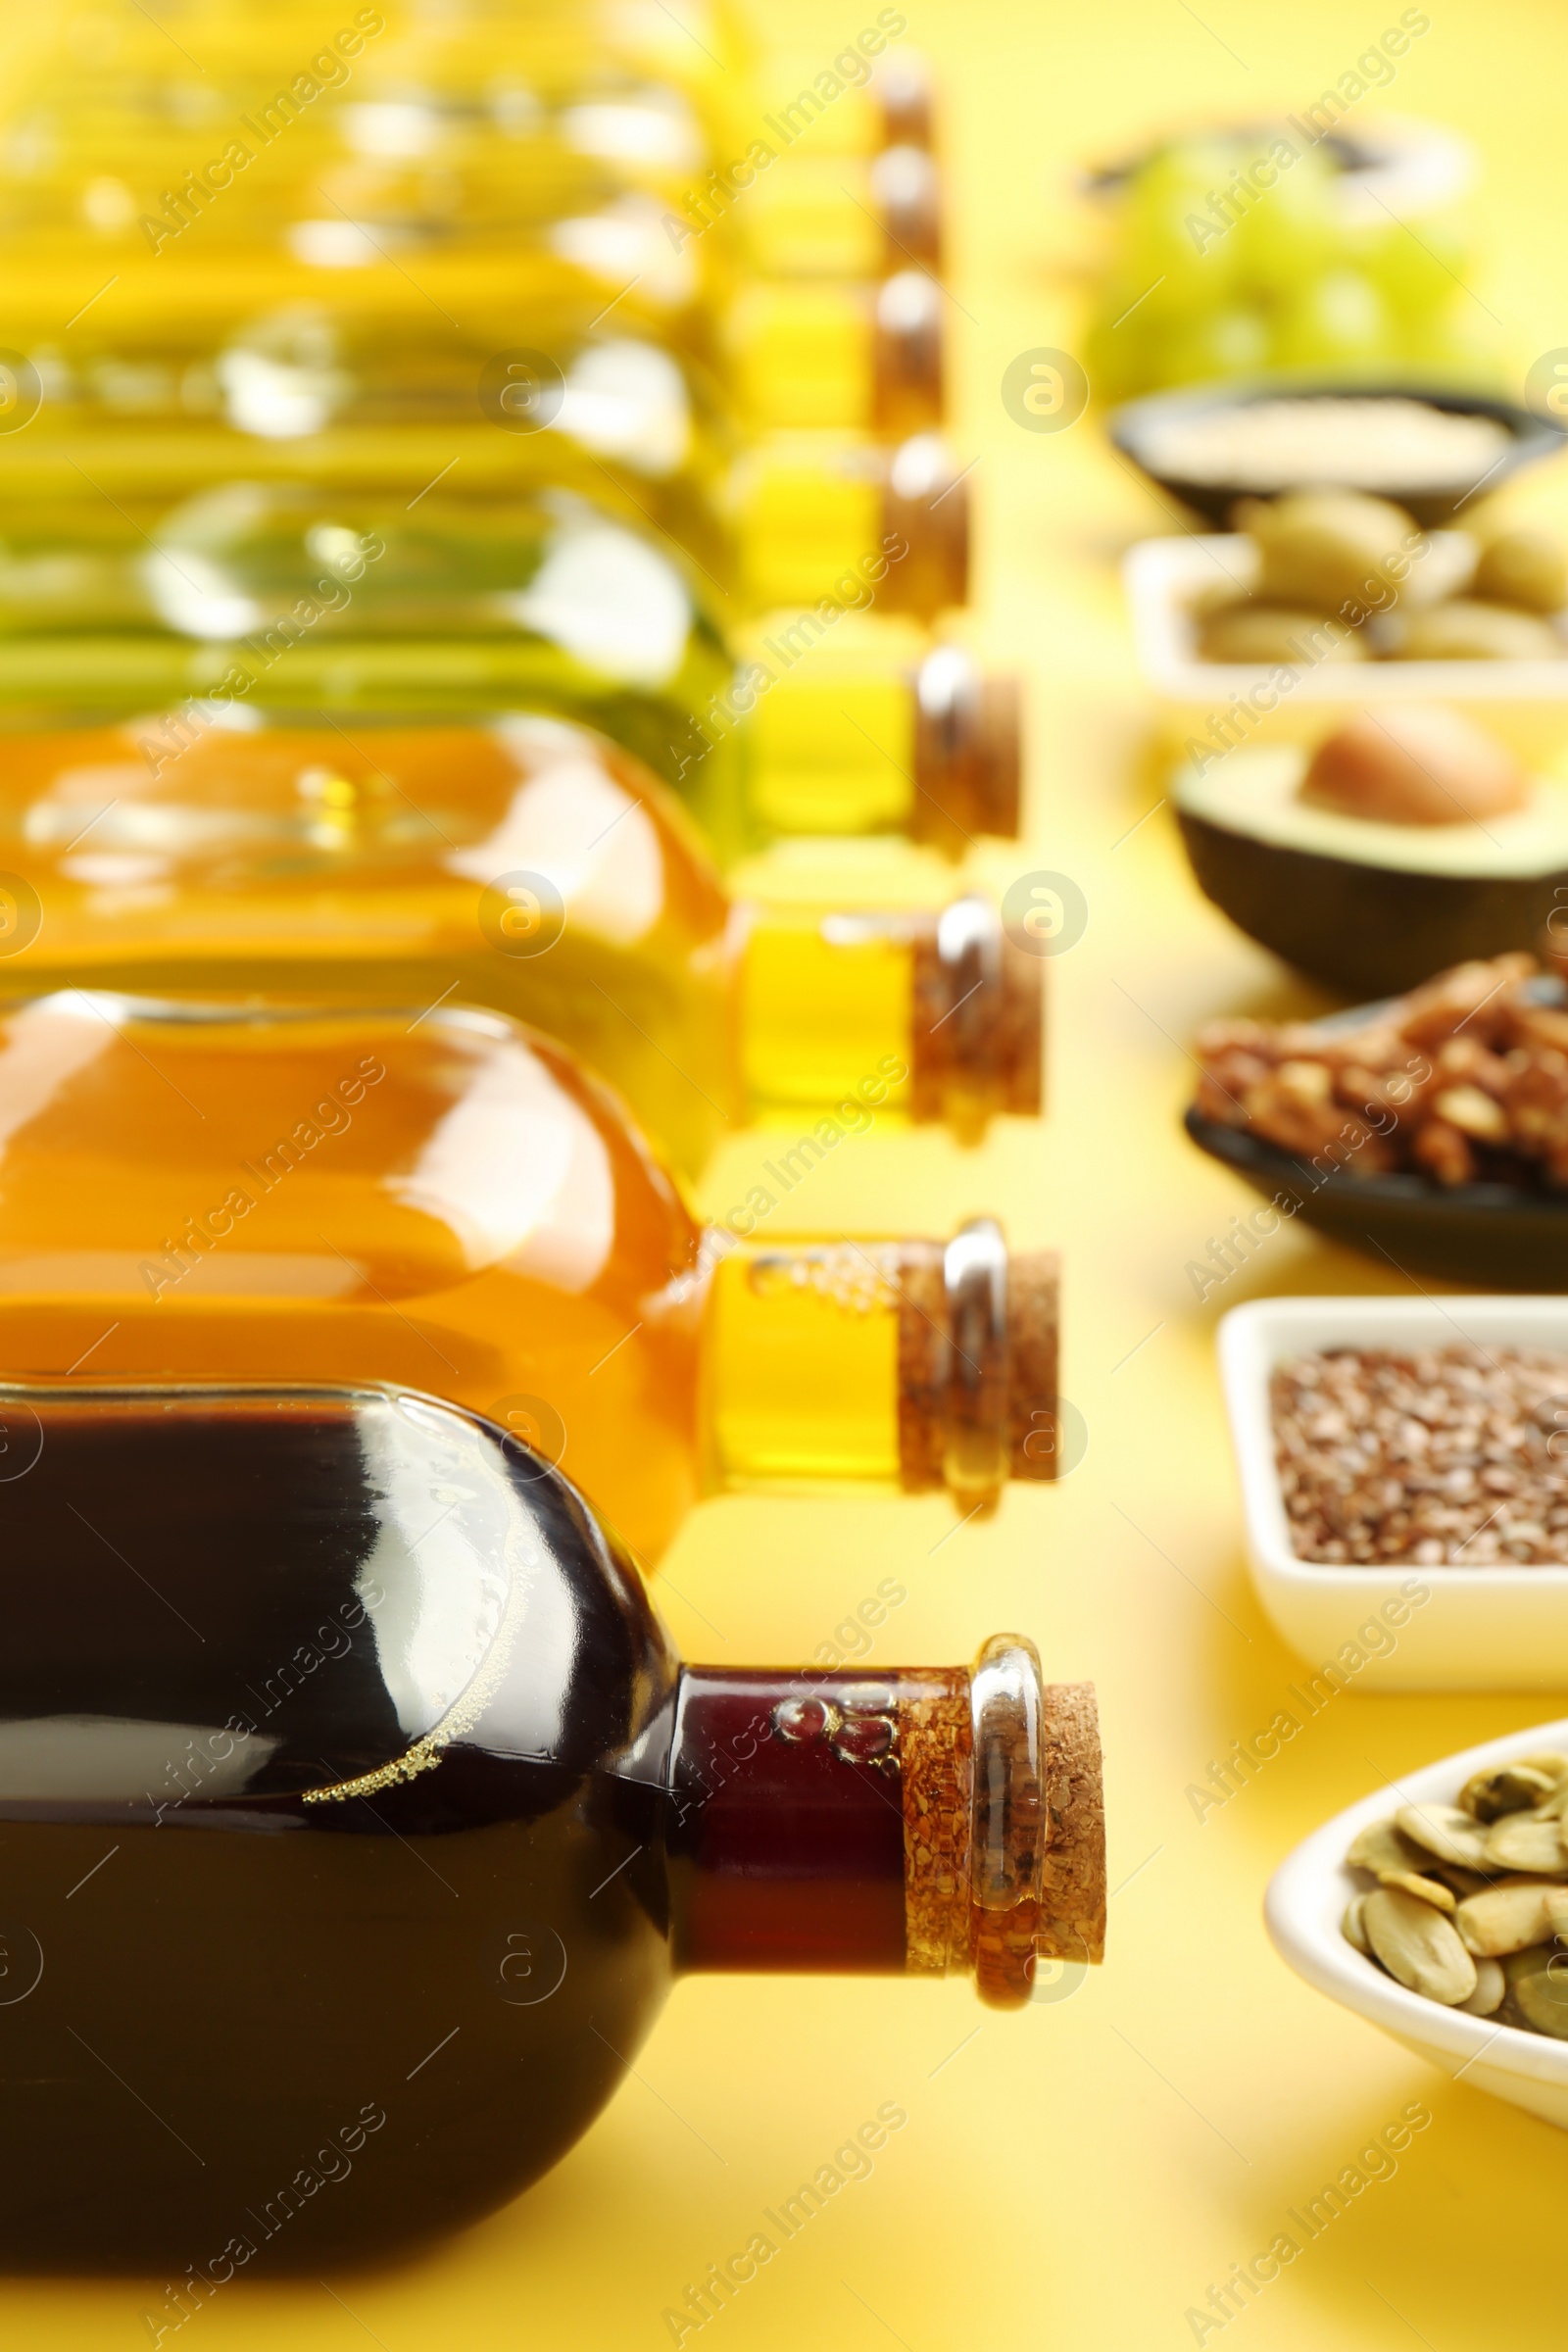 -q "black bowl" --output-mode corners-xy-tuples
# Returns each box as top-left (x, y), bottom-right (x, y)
(1185, 1106), (1568, 1288)
(1109, 377), (1568, 528)
(1186, 974), (1568, 1285)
